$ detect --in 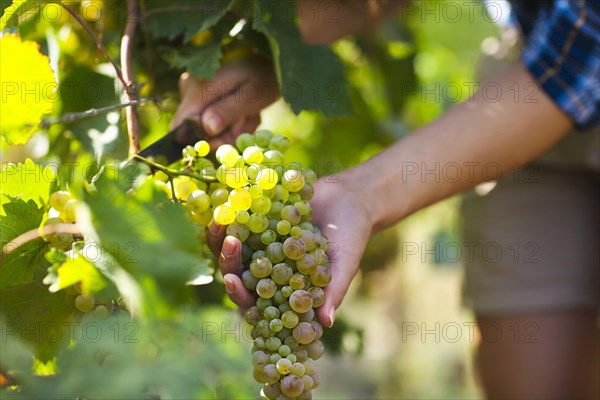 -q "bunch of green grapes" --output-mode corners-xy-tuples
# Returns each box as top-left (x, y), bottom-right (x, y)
(175, 130), (330, 399)
(45, 191), (115, 319)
